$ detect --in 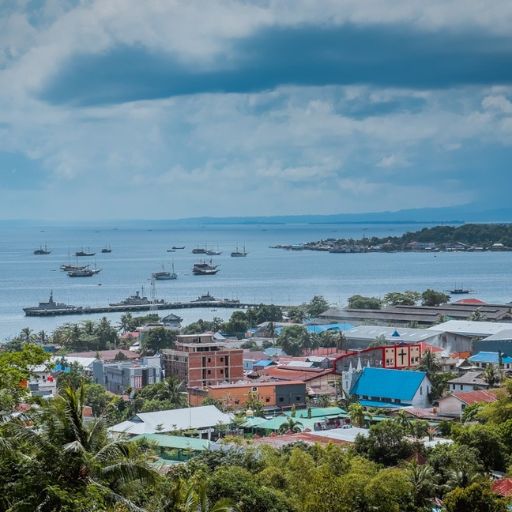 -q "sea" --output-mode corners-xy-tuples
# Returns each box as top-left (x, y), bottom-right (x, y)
(1, 221), (511, 339)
